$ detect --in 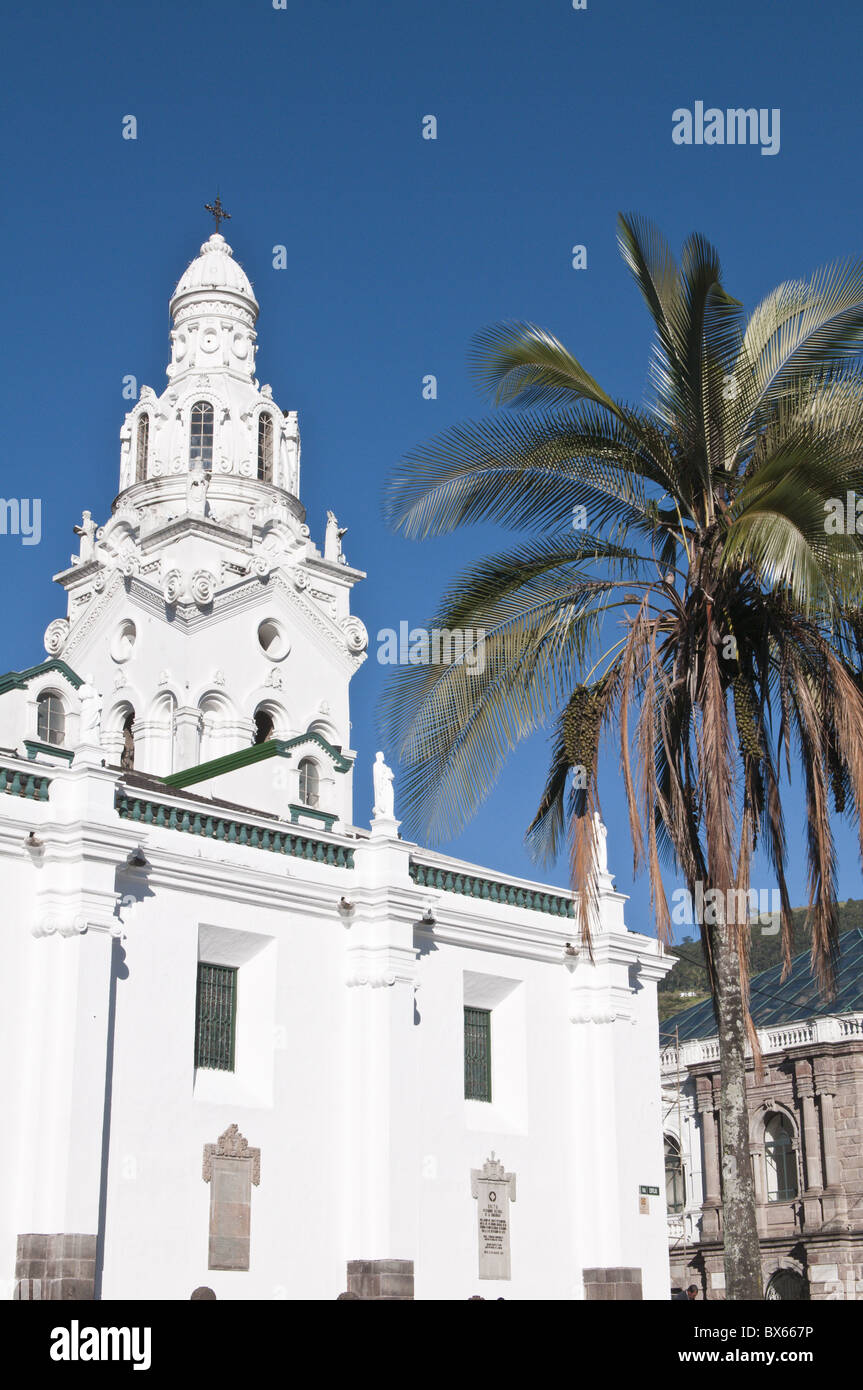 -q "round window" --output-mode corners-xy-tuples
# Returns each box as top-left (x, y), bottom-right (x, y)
(258, 618), (289, 661)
